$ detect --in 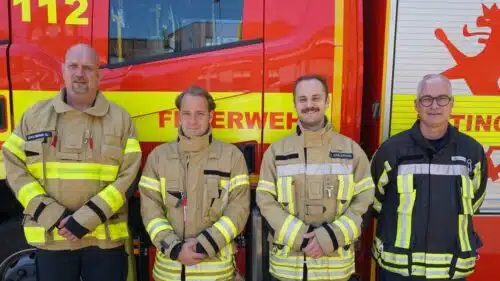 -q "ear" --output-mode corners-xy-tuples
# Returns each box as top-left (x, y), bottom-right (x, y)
(414, 98), (418, 111)
(325, 93), (330, 109)
(209, 110), (214, 124)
